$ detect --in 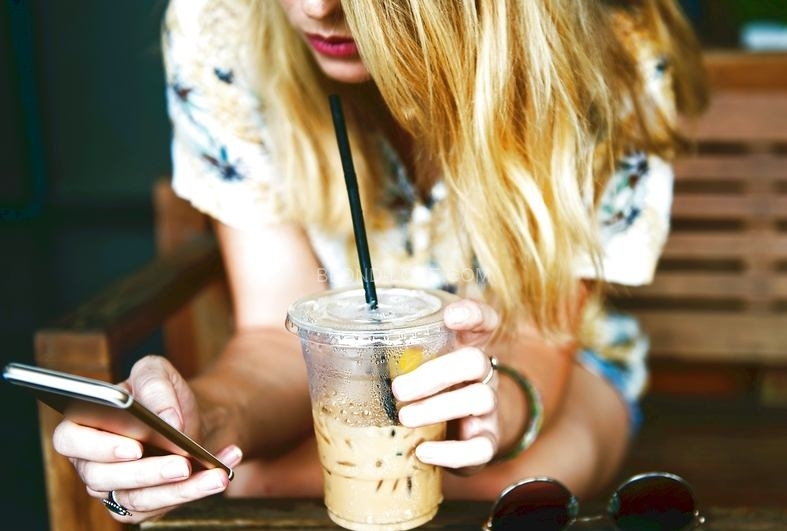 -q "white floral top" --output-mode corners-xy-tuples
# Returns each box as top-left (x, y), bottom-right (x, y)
(162, 0), (678, 429)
